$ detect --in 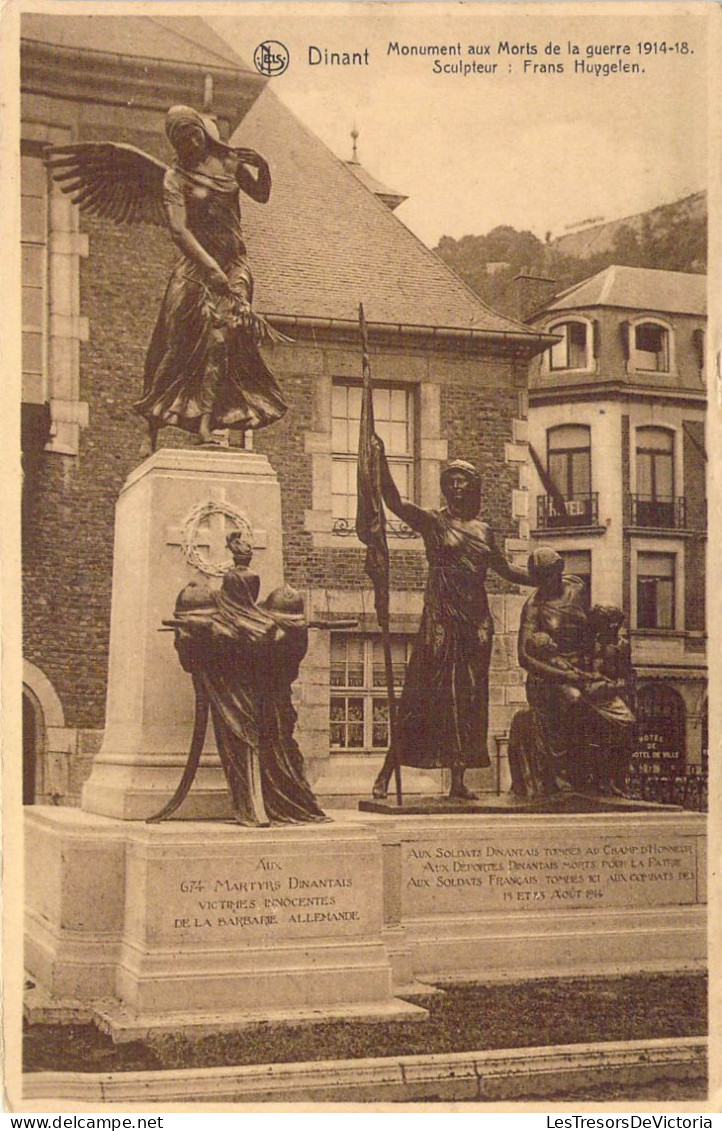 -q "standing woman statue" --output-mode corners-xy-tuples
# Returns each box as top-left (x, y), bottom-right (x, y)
(371, 441), (530, 801)
(46, 106), (286, 452)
